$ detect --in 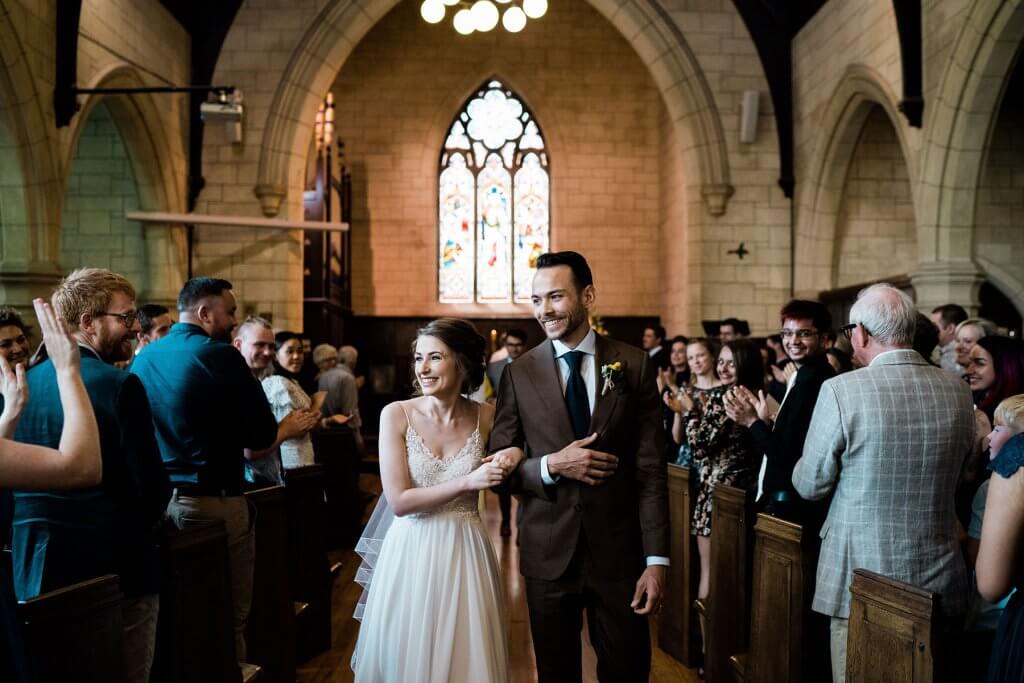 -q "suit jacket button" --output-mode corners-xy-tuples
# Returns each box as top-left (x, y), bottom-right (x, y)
(573, 504), (582, 512)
